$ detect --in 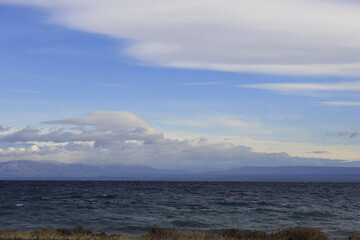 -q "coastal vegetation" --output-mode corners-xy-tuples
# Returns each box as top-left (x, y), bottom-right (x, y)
(0, 226), (355, 240)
